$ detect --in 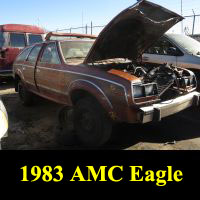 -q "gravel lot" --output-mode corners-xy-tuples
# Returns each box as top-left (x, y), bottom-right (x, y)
(1, 79), (200, 150)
